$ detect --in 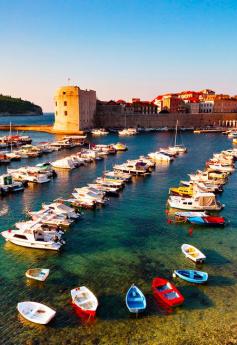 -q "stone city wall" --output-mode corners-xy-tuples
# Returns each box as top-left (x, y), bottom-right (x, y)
(95, 112), (237, 129)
